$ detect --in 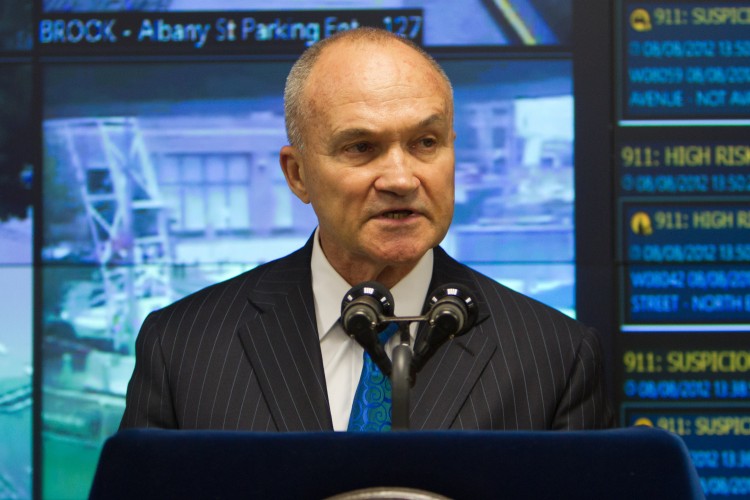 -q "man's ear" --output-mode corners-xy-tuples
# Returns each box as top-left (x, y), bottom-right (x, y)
(280, 145), (311, 204)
